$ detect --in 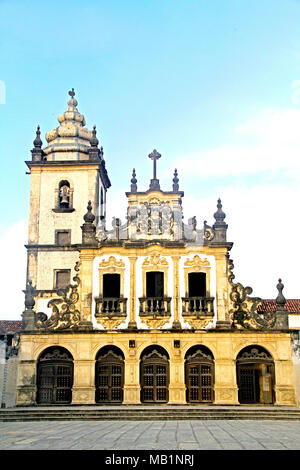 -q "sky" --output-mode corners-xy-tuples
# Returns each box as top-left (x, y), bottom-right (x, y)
(0, 0), (300, 320)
